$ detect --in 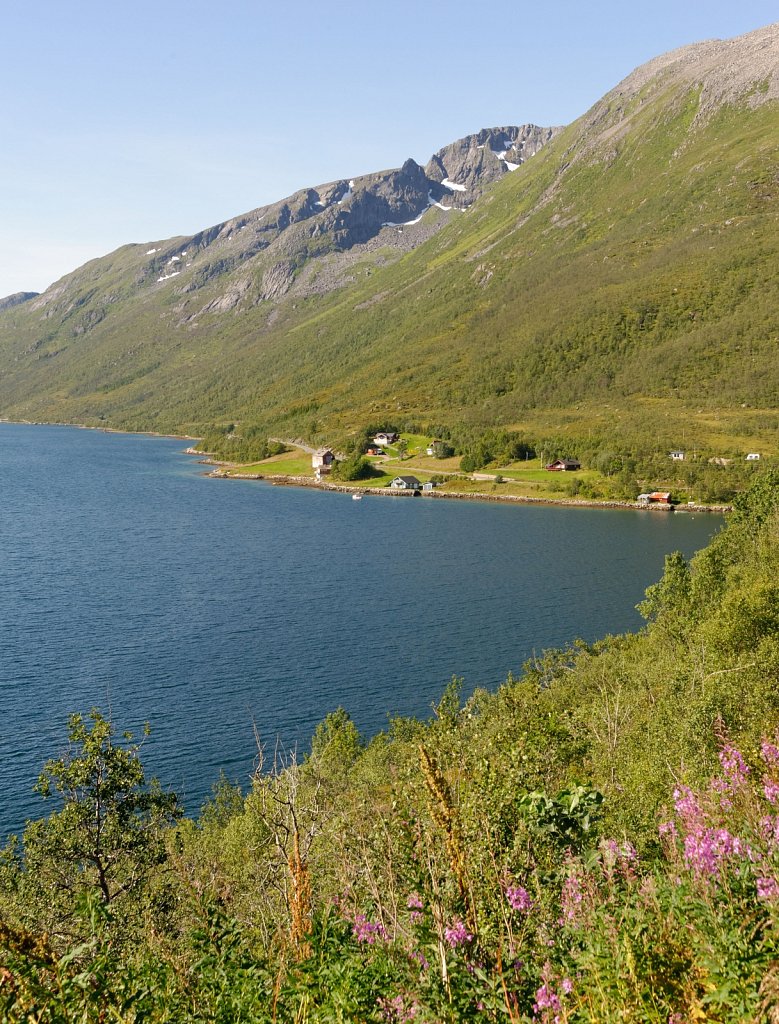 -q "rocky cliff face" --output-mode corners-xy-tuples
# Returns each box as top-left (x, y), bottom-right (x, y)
(425, 125), (558, 199)
(0, 291), (39, 311)
(24, 123), (560, 327)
